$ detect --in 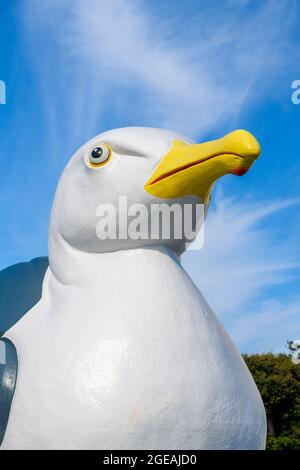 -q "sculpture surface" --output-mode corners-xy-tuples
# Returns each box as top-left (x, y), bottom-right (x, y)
(0, 127), (267, 450)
